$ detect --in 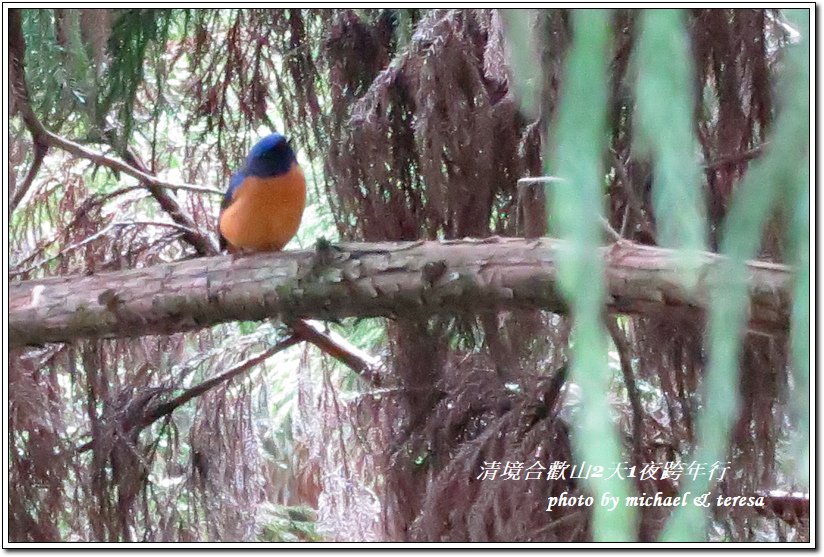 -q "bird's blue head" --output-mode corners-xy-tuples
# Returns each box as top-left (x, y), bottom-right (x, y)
(245, 133), (296, 177)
